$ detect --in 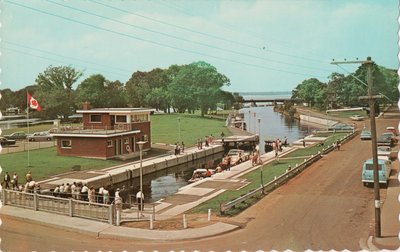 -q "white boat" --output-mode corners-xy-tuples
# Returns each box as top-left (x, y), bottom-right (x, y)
(188, 168), (215, 183)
